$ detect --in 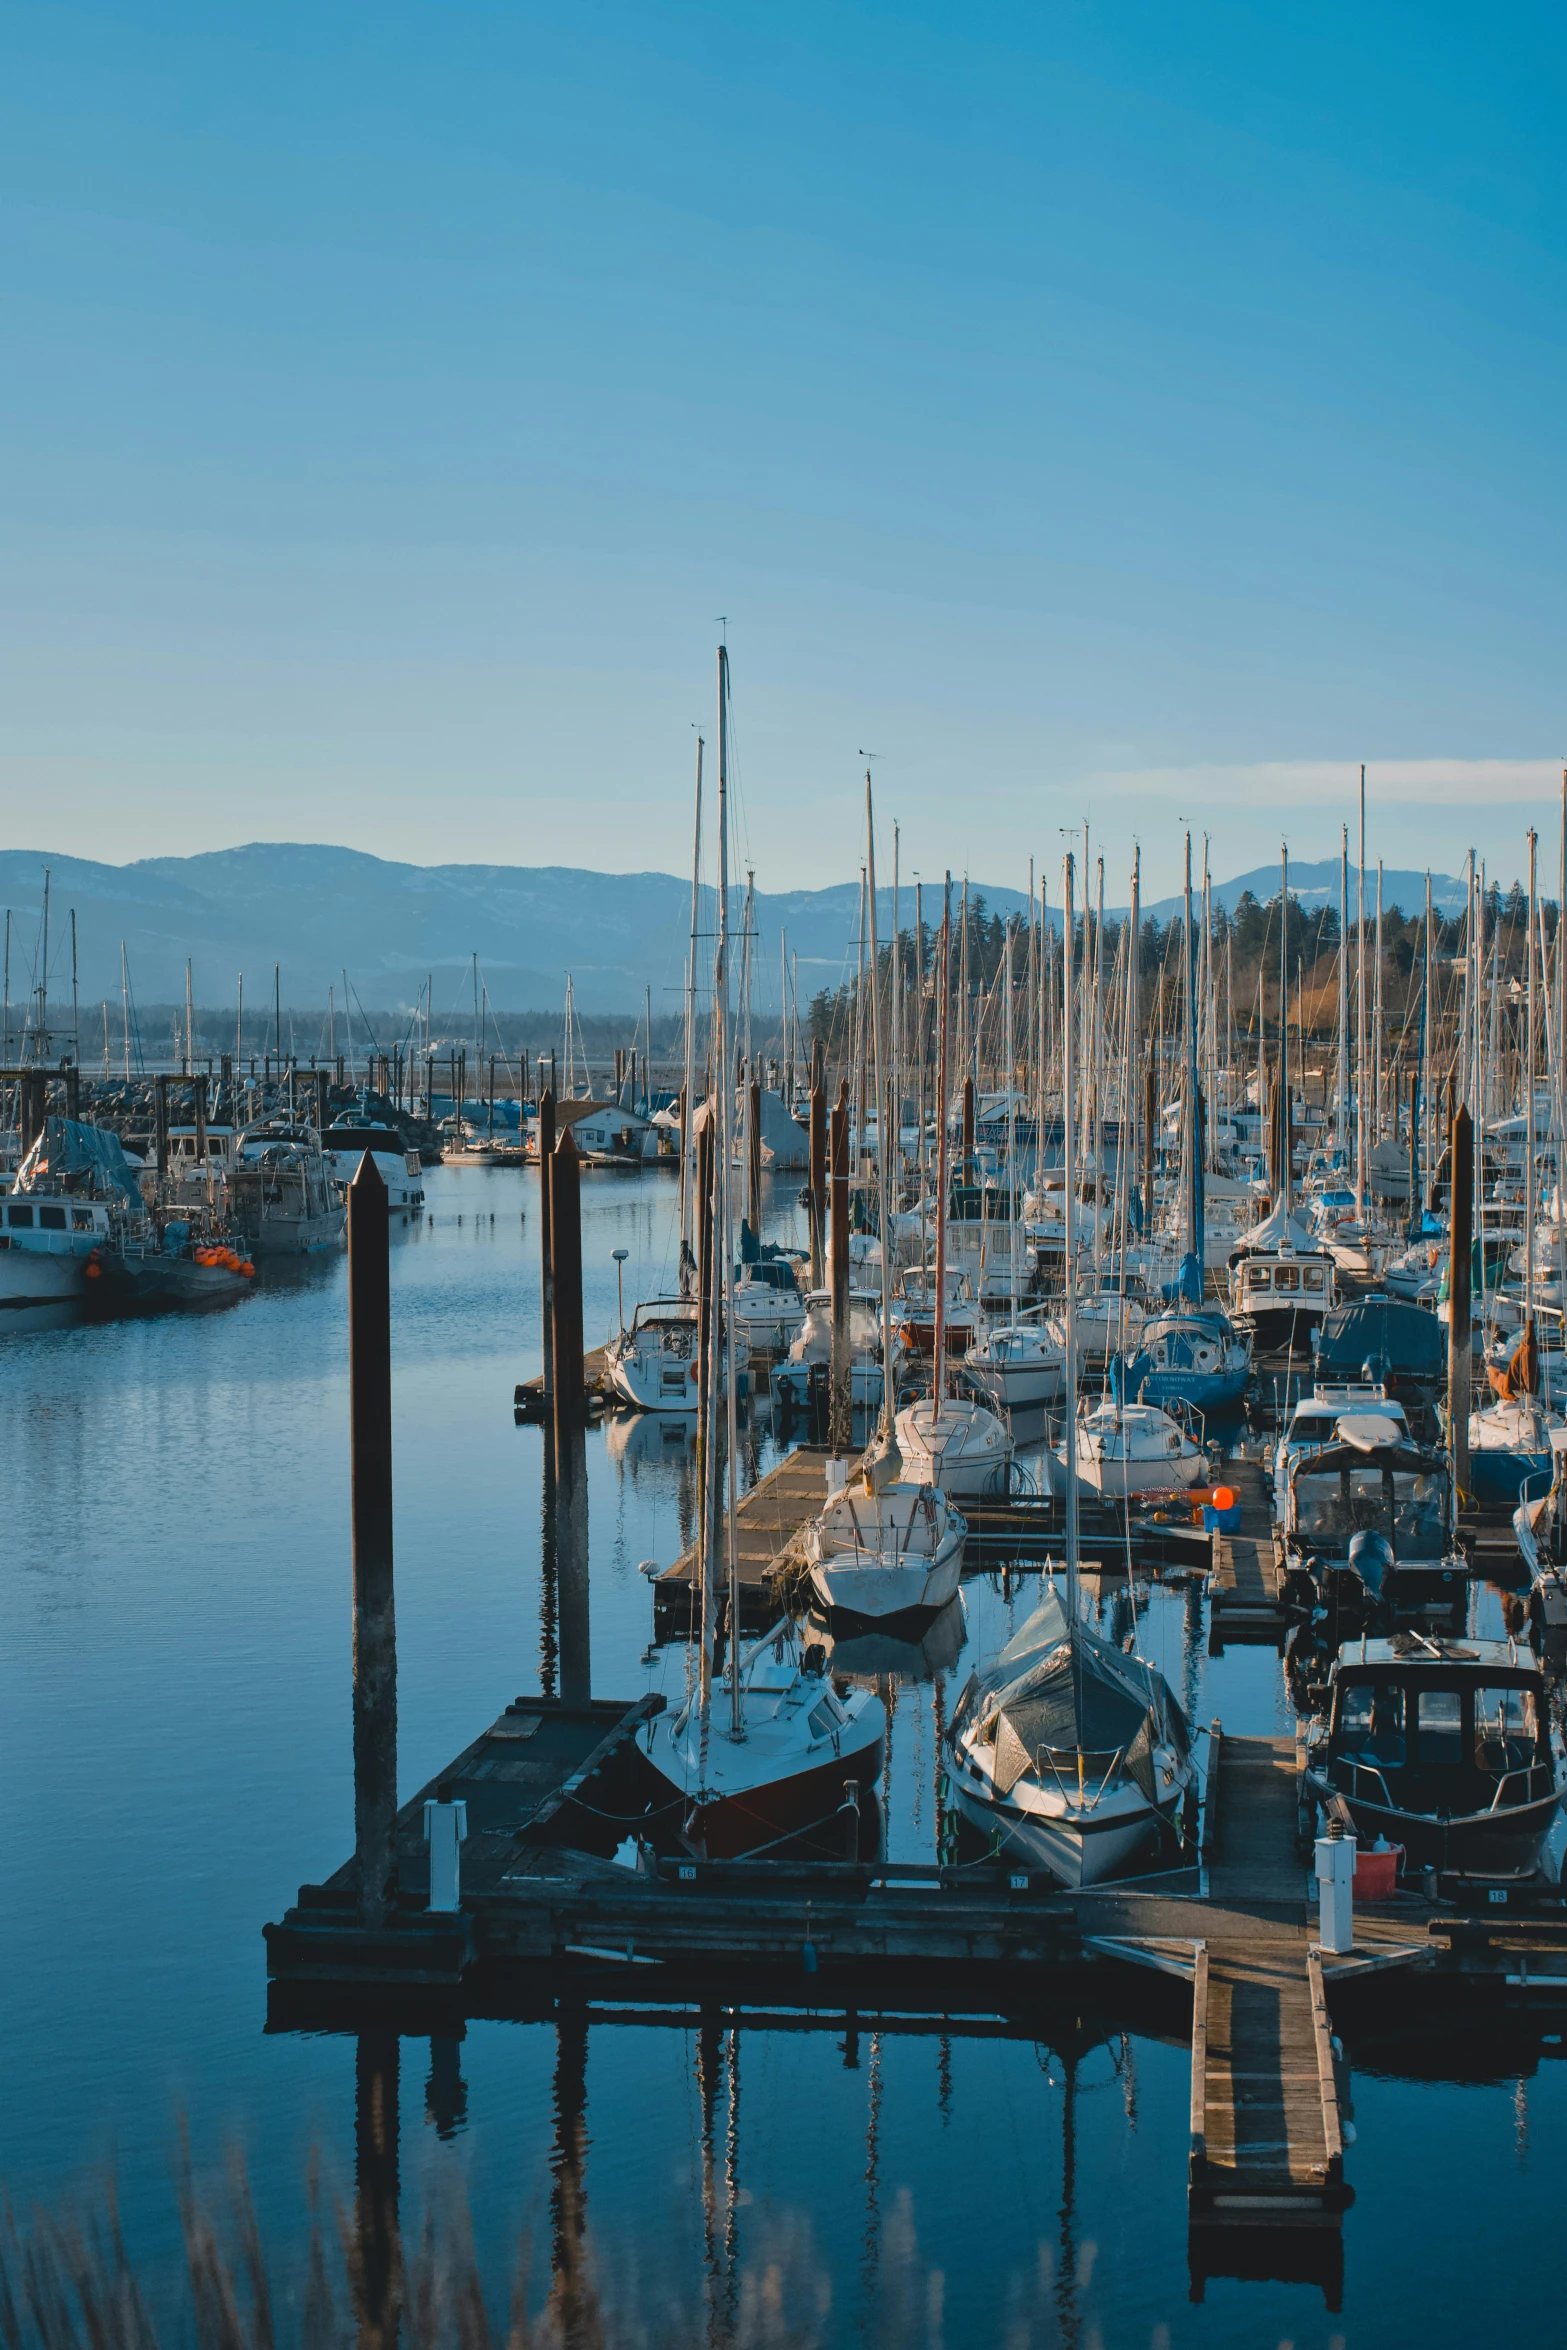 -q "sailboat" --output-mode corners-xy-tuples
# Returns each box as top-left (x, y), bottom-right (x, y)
(639, 648), (885, 1854)
(895, 879), (1013, 1496)
(947, 846), (1197, 1885)
(804, 777), (969, 1624)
